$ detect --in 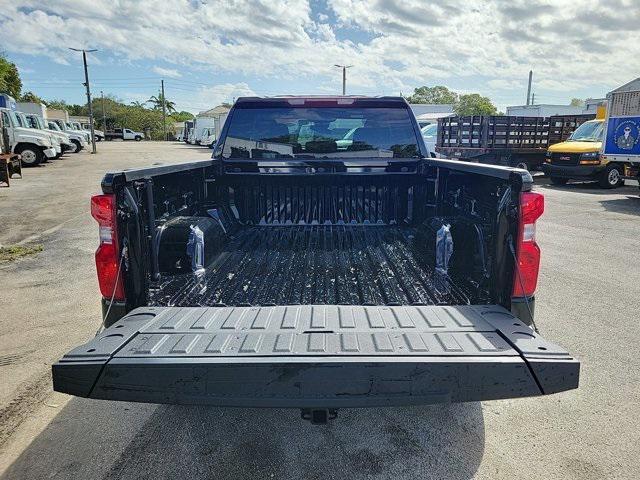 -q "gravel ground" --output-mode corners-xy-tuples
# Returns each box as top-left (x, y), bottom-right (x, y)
(0, 142), (638, 479)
